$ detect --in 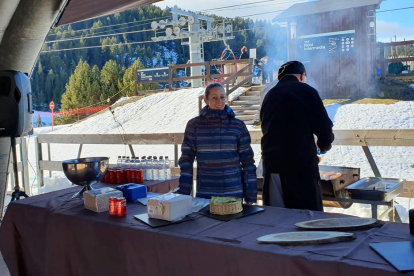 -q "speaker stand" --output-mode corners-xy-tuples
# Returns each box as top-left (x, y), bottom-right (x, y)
(10, 137), (28, 201)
